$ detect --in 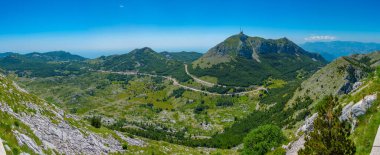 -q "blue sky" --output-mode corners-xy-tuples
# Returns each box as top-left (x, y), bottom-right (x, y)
(0, 0), (379, 57)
